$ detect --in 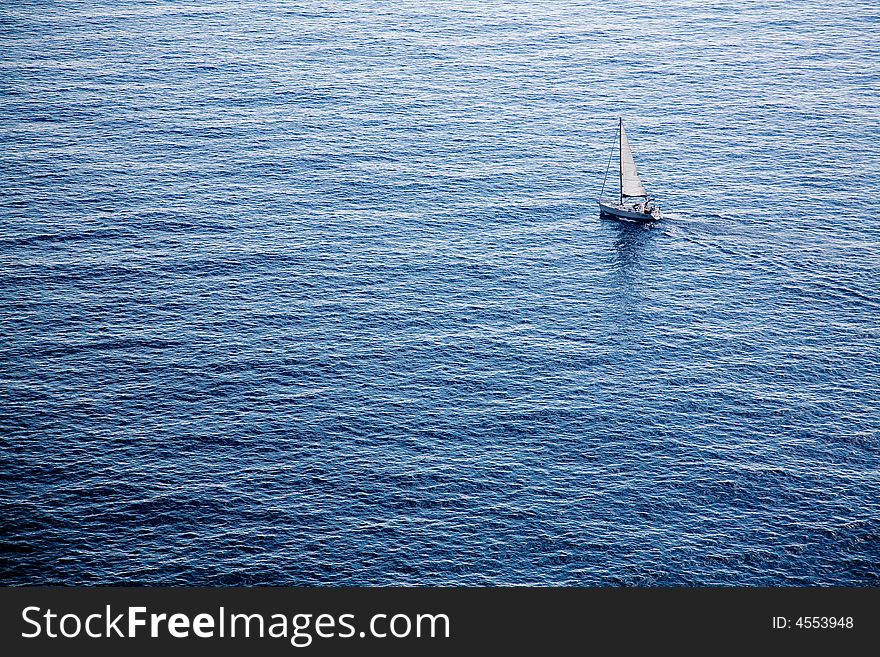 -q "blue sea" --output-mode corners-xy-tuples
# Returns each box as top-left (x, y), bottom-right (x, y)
(1, 0), (878, 586)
